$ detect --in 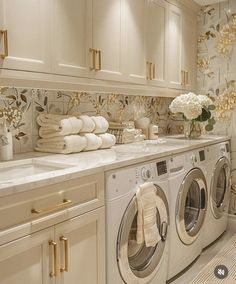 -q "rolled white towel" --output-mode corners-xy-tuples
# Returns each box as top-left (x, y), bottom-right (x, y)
(99, 133), (116, 149)
(91, 116), (109, 134)
(37, 114), (82, 138)
(79, 115), (95, 133)
(35, 135), (87, 154)
(82, 133), (102, 151)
